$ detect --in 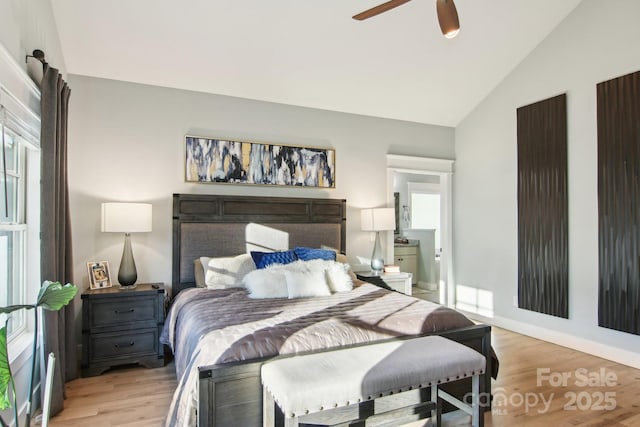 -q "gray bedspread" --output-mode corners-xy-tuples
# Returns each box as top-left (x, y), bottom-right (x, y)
(161, 282), (484, 426)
